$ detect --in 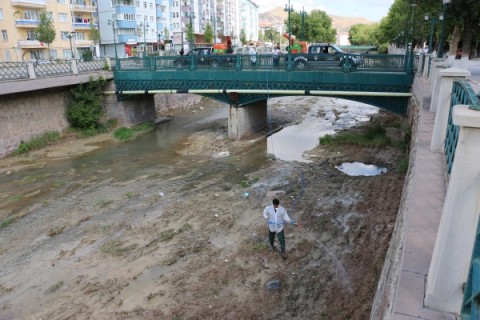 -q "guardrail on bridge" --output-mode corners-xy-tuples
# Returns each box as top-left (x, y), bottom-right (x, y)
(0, 58), (110, 82)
